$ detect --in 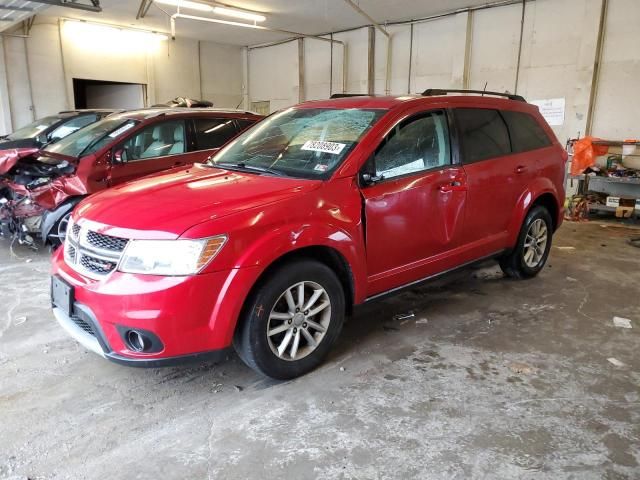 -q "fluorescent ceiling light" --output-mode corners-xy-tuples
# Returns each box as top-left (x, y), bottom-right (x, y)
(155, 0), (213, 12)
(63, 19), (168, 43)
(213, 6), (265, 22)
